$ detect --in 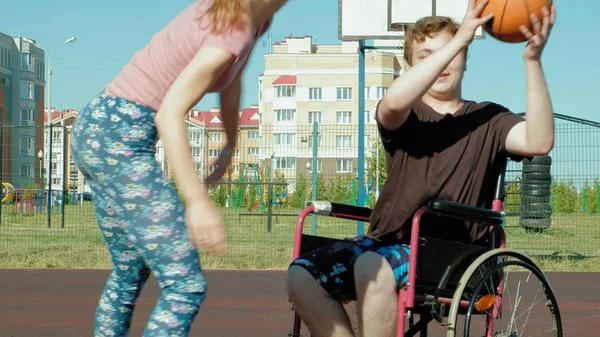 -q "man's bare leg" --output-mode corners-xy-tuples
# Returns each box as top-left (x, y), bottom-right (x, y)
(354, 251), (399, 337)
(286, 265), (355, 337)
